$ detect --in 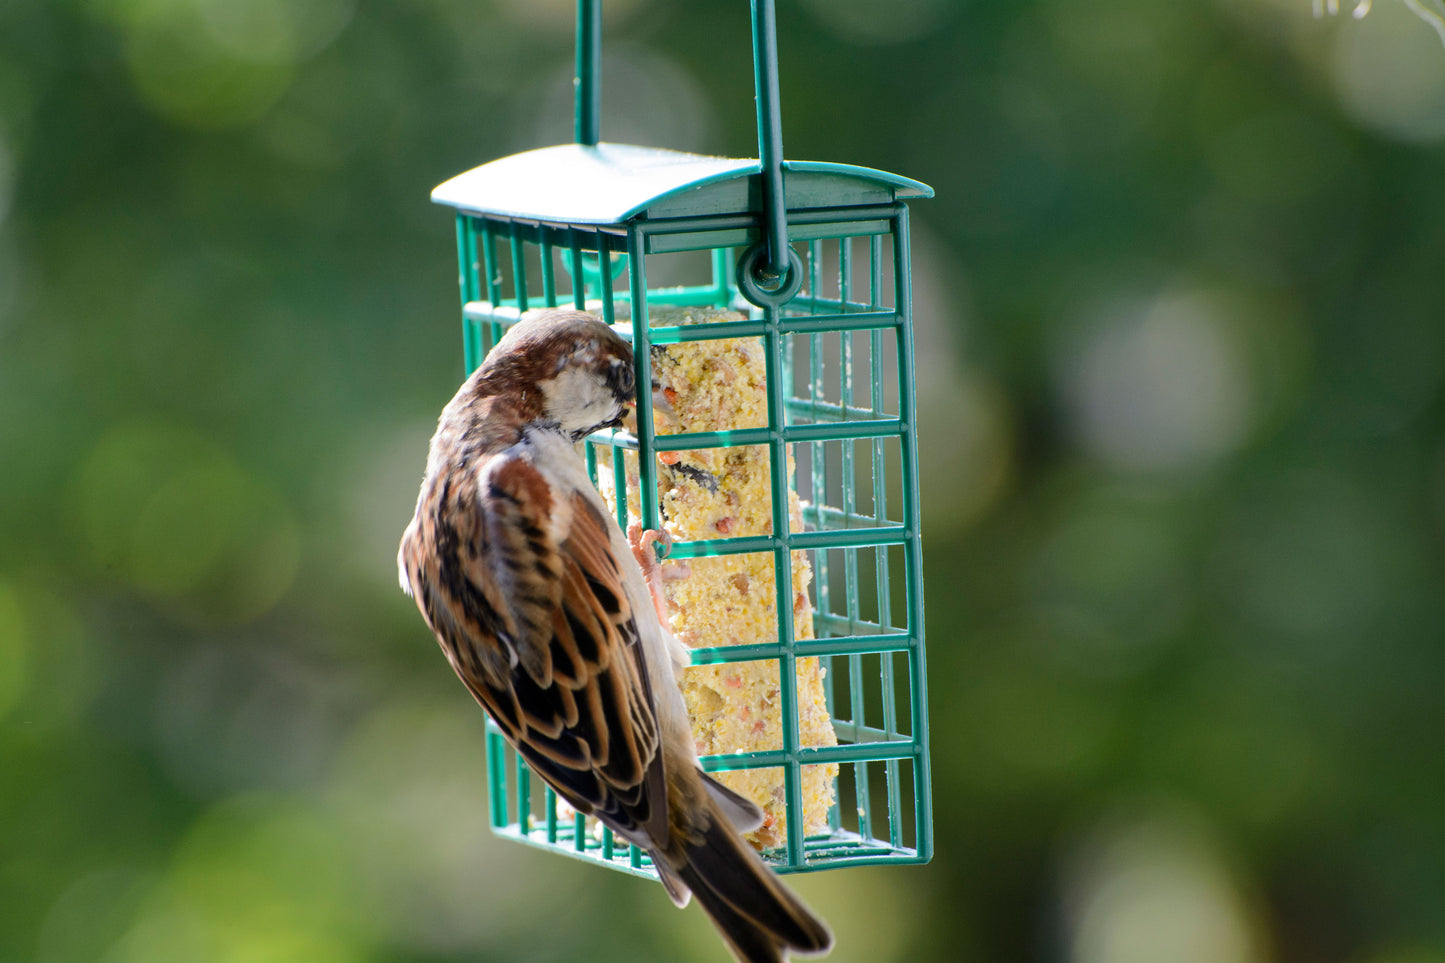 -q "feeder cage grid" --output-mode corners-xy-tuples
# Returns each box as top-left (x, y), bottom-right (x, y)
(434, 0), (932, 879)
